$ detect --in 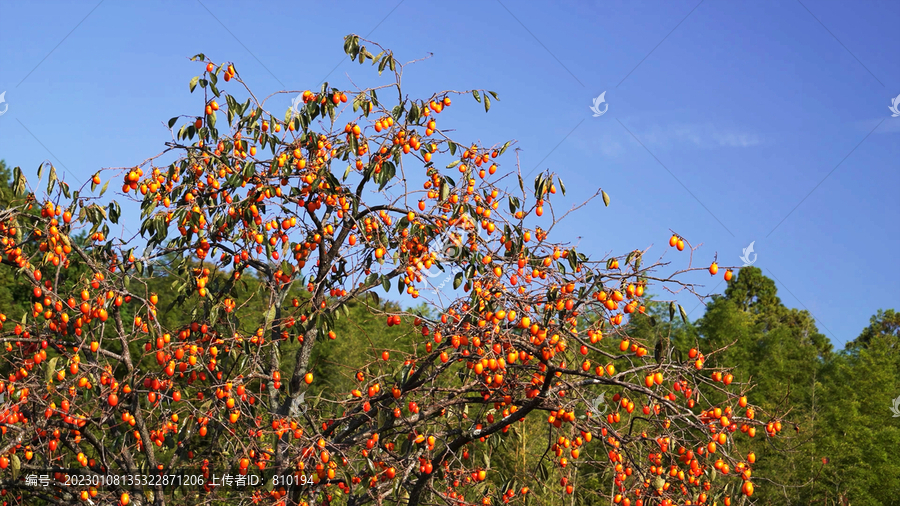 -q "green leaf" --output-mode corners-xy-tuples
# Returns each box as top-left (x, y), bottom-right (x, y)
(679, 304), (689, 324)
(488, 91), (499, 101)
(378, 161), (396, 191)
(534, 174), (546, 199)
(558, 177), (566, 196)
(407, 101), (419, 123)
(108, 201), (121, 224)
(448, 142), (457, 156)
(10, 454), (20, 481)
(45, 356), (59, 384)
(264, 304), (277, 329)
(189, 76), (200, 92)
(538, 461), (549, 480)
(391, 105), (404, 122)
(13, 167), (26, 196)
(484, 95), (491, 112)
(349, 37), (360, 60)
(446, 160), (460, 169)
(602, 190), (610, 207)
(168, 117), (178, 129)
(47, 165), (57, 194)
(100, 180), (109, 197)
(399, 363), (413, 386)
(669, 301), (676, 322)
(653, 476), (665, 492)
(472, 90), (481, 103)
(207, 304), (220, 327)
(453, 272), (463, 289)
(382, 276), (391, 292)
